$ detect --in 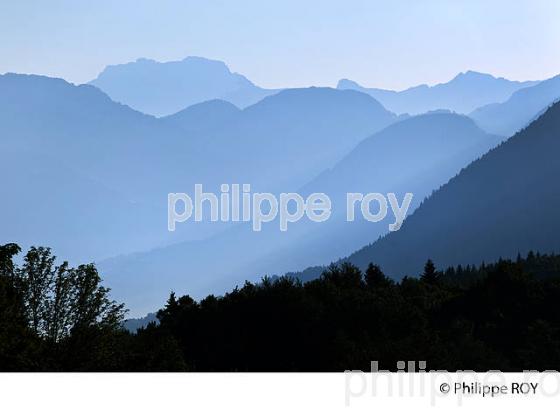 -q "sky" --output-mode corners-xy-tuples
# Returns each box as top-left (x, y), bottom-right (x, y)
(1, 0), (559, 90)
